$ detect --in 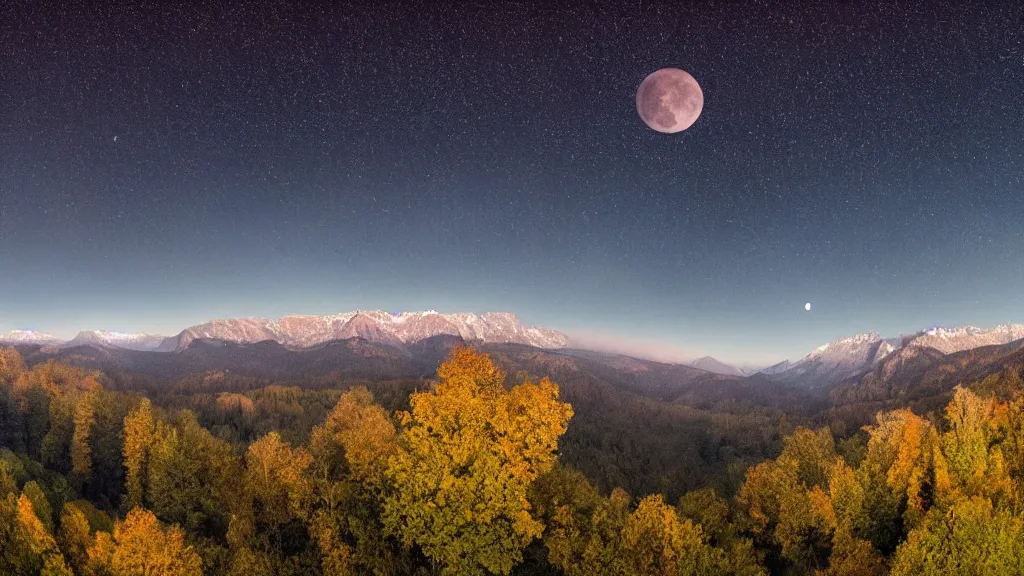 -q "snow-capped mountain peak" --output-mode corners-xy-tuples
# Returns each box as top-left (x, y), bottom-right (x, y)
(763, 331), (892, 388)
(811, 332), (882, 355)
(63, 330), (166, 351)
(0, 330), (64, 345)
